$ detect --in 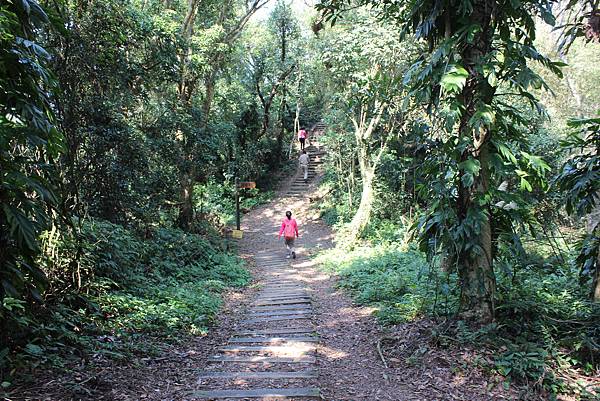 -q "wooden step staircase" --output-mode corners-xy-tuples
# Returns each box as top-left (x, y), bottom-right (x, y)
(287, 122), (327, 197)
(191, 123), (327, 400)
(191, 251), (320, 400)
